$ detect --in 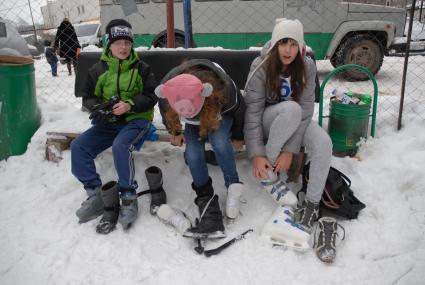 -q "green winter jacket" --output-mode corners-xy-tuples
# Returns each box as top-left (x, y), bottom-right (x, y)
(82, 49), (157, 122)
